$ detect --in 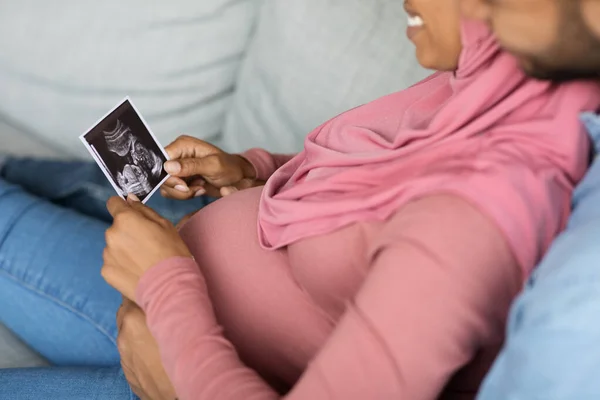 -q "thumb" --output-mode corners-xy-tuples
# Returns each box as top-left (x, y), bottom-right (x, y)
(165, 135), (219, 160)
(164, 157), (214, 178)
